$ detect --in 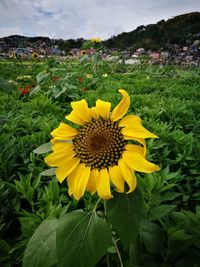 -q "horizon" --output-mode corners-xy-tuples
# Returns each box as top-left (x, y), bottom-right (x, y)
(1, 11), (200, 42)
(0, 0), (200, 40)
